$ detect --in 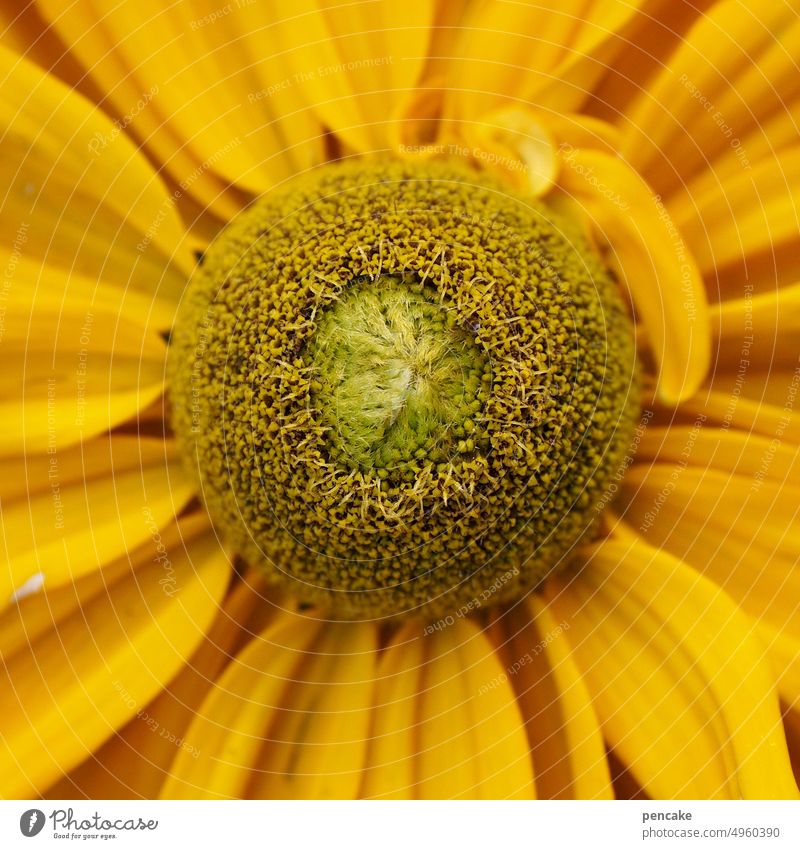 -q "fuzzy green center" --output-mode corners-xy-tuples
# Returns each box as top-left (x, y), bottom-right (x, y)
(308, 275), (491, 476)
